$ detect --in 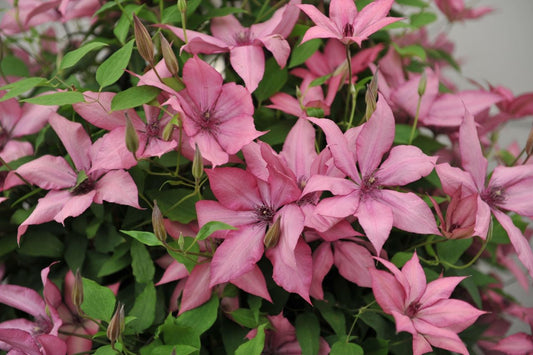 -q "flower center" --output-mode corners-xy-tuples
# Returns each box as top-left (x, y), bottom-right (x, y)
(33, 315), (53, 335)
(481, 186), (506, 207)
(255, 205), (275, 224)
(343, 23), (354, 37)
(146, 121), (160, 137)
(72, 178), (95, 196)
(234, 30), (253, 45)
(361, 174), (380, 194)
(0, 125), (8, 149)
(405, 301), (421, 318)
